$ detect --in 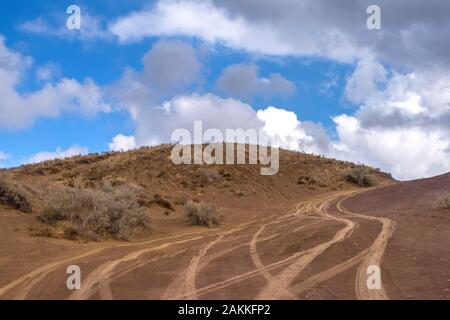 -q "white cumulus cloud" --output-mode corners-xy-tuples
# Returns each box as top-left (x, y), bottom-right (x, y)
(330, 61), (450, 180)
(0, 151), (10, 162)
(129, 93), (328, 156)
(0, 36), (111, 129)
(25, 145), (89, 164)
(109, 134), (137, 152)
(19, 12), (111, 42)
